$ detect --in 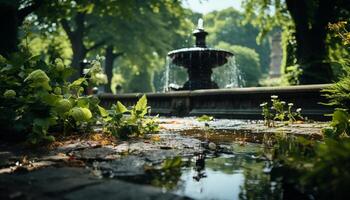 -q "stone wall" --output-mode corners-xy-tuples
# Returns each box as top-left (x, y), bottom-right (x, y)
(99, 84), (333, 120)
